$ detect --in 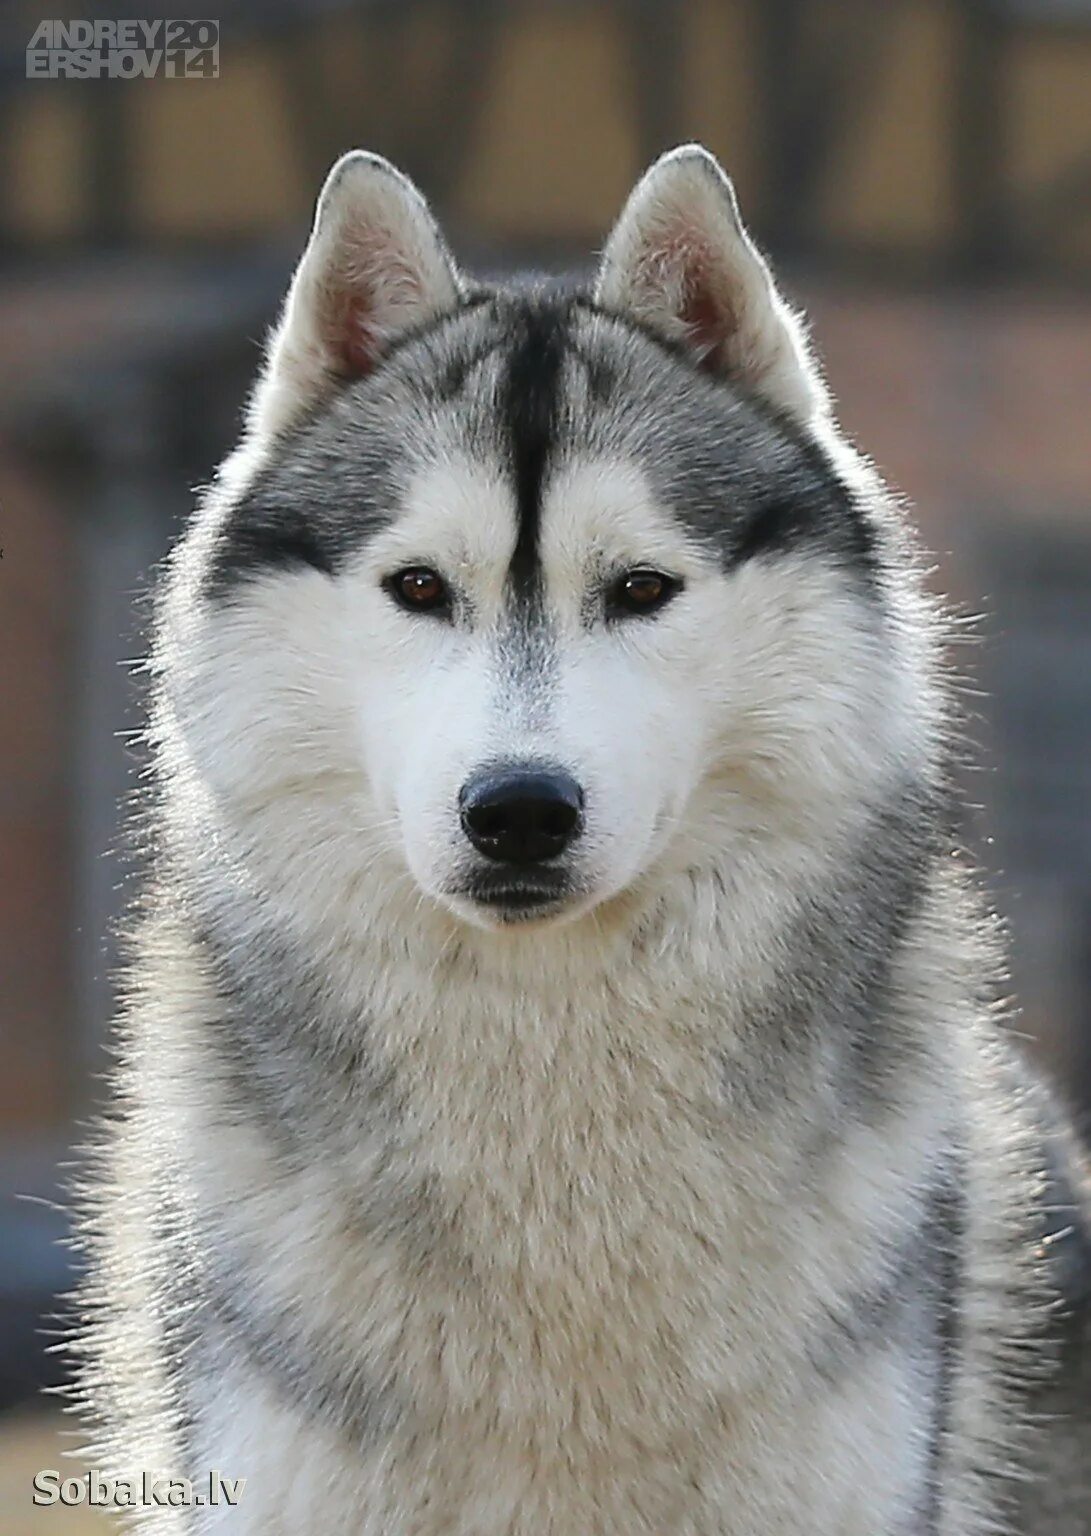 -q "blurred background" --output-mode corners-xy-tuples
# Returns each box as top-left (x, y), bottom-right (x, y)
(1, 0), (1090, 1525)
